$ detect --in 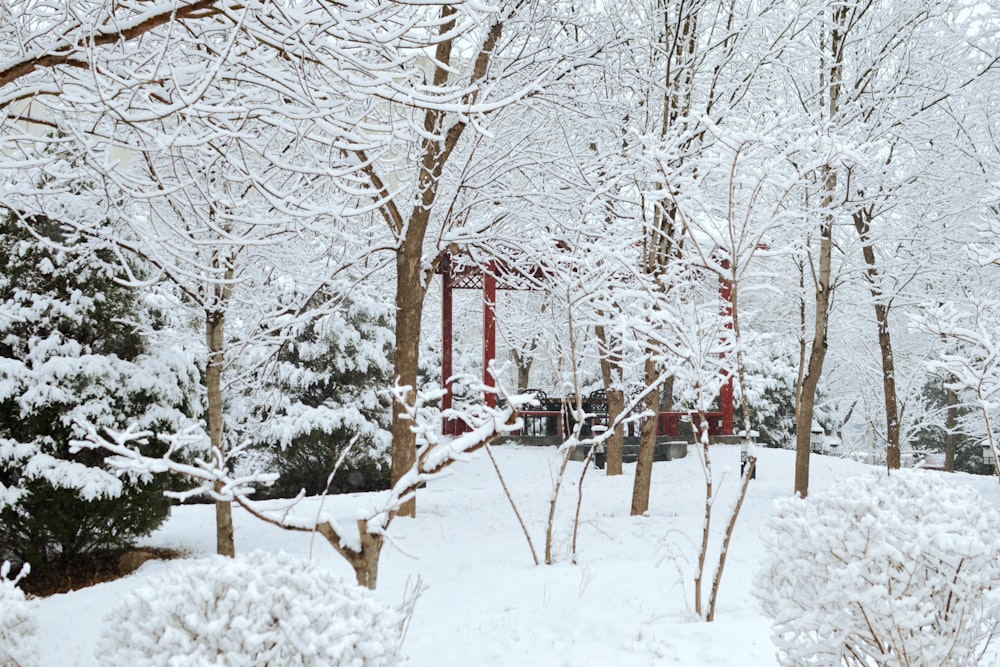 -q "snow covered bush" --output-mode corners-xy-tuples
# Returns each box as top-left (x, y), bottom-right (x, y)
(99, 551), (401, 666)
(755, 470), (1000, 666)
(0, 561), (37, 667)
